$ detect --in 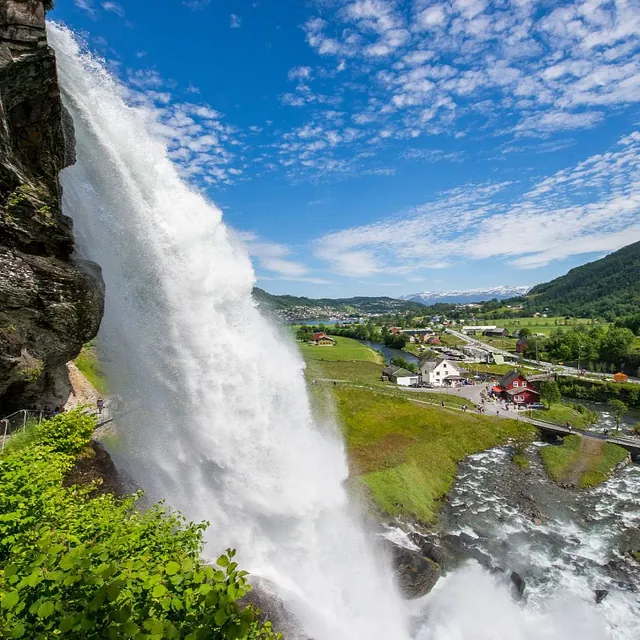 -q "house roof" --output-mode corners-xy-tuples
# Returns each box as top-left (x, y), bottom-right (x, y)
(383, 365), (416, 378)
(506, 387), (539, 396)
(497, 370), (526, 388)
(420, 356), (460, 372)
